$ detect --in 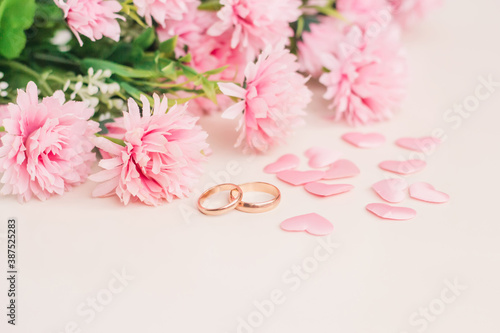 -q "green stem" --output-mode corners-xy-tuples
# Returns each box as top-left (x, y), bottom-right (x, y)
(0, 126), (4, 132)
(0, 60), (54, 96)
(96, 134), (126, 147)
(32, 53), (80, 69)
(46, 75), (67, 85)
